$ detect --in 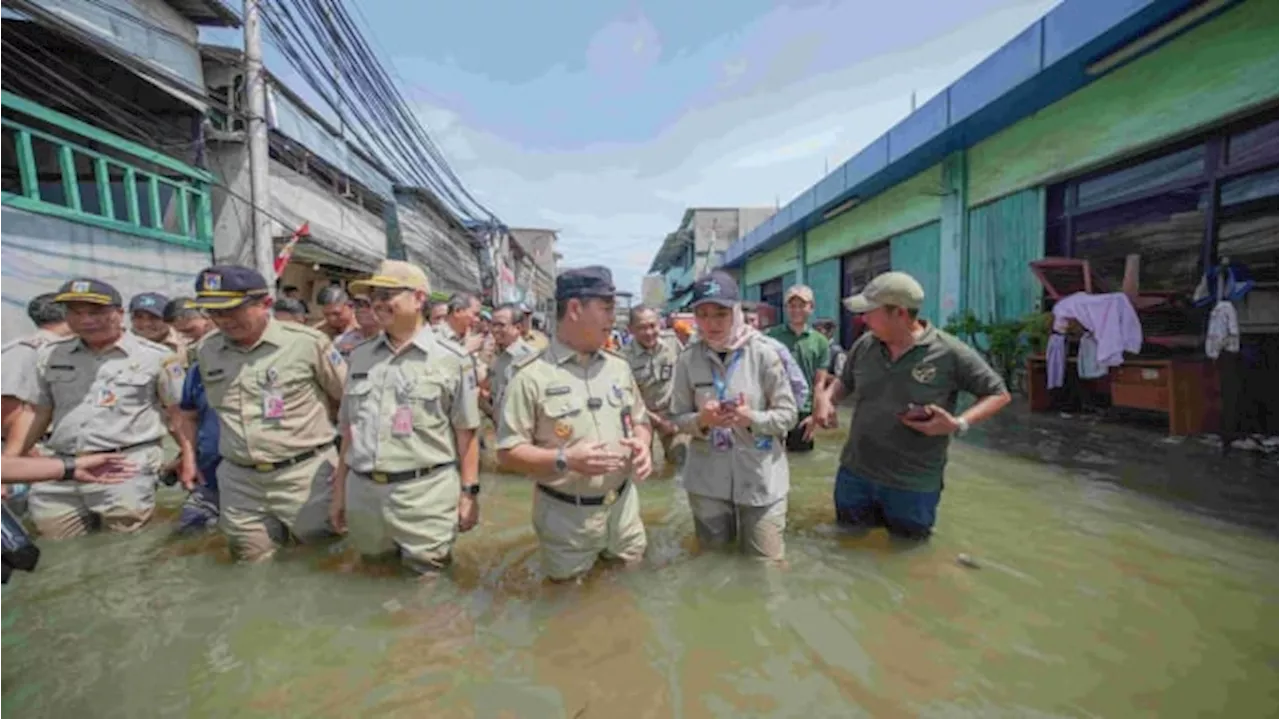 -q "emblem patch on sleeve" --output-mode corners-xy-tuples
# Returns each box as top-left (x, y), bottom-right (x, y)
(327, 347), (343, 368)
